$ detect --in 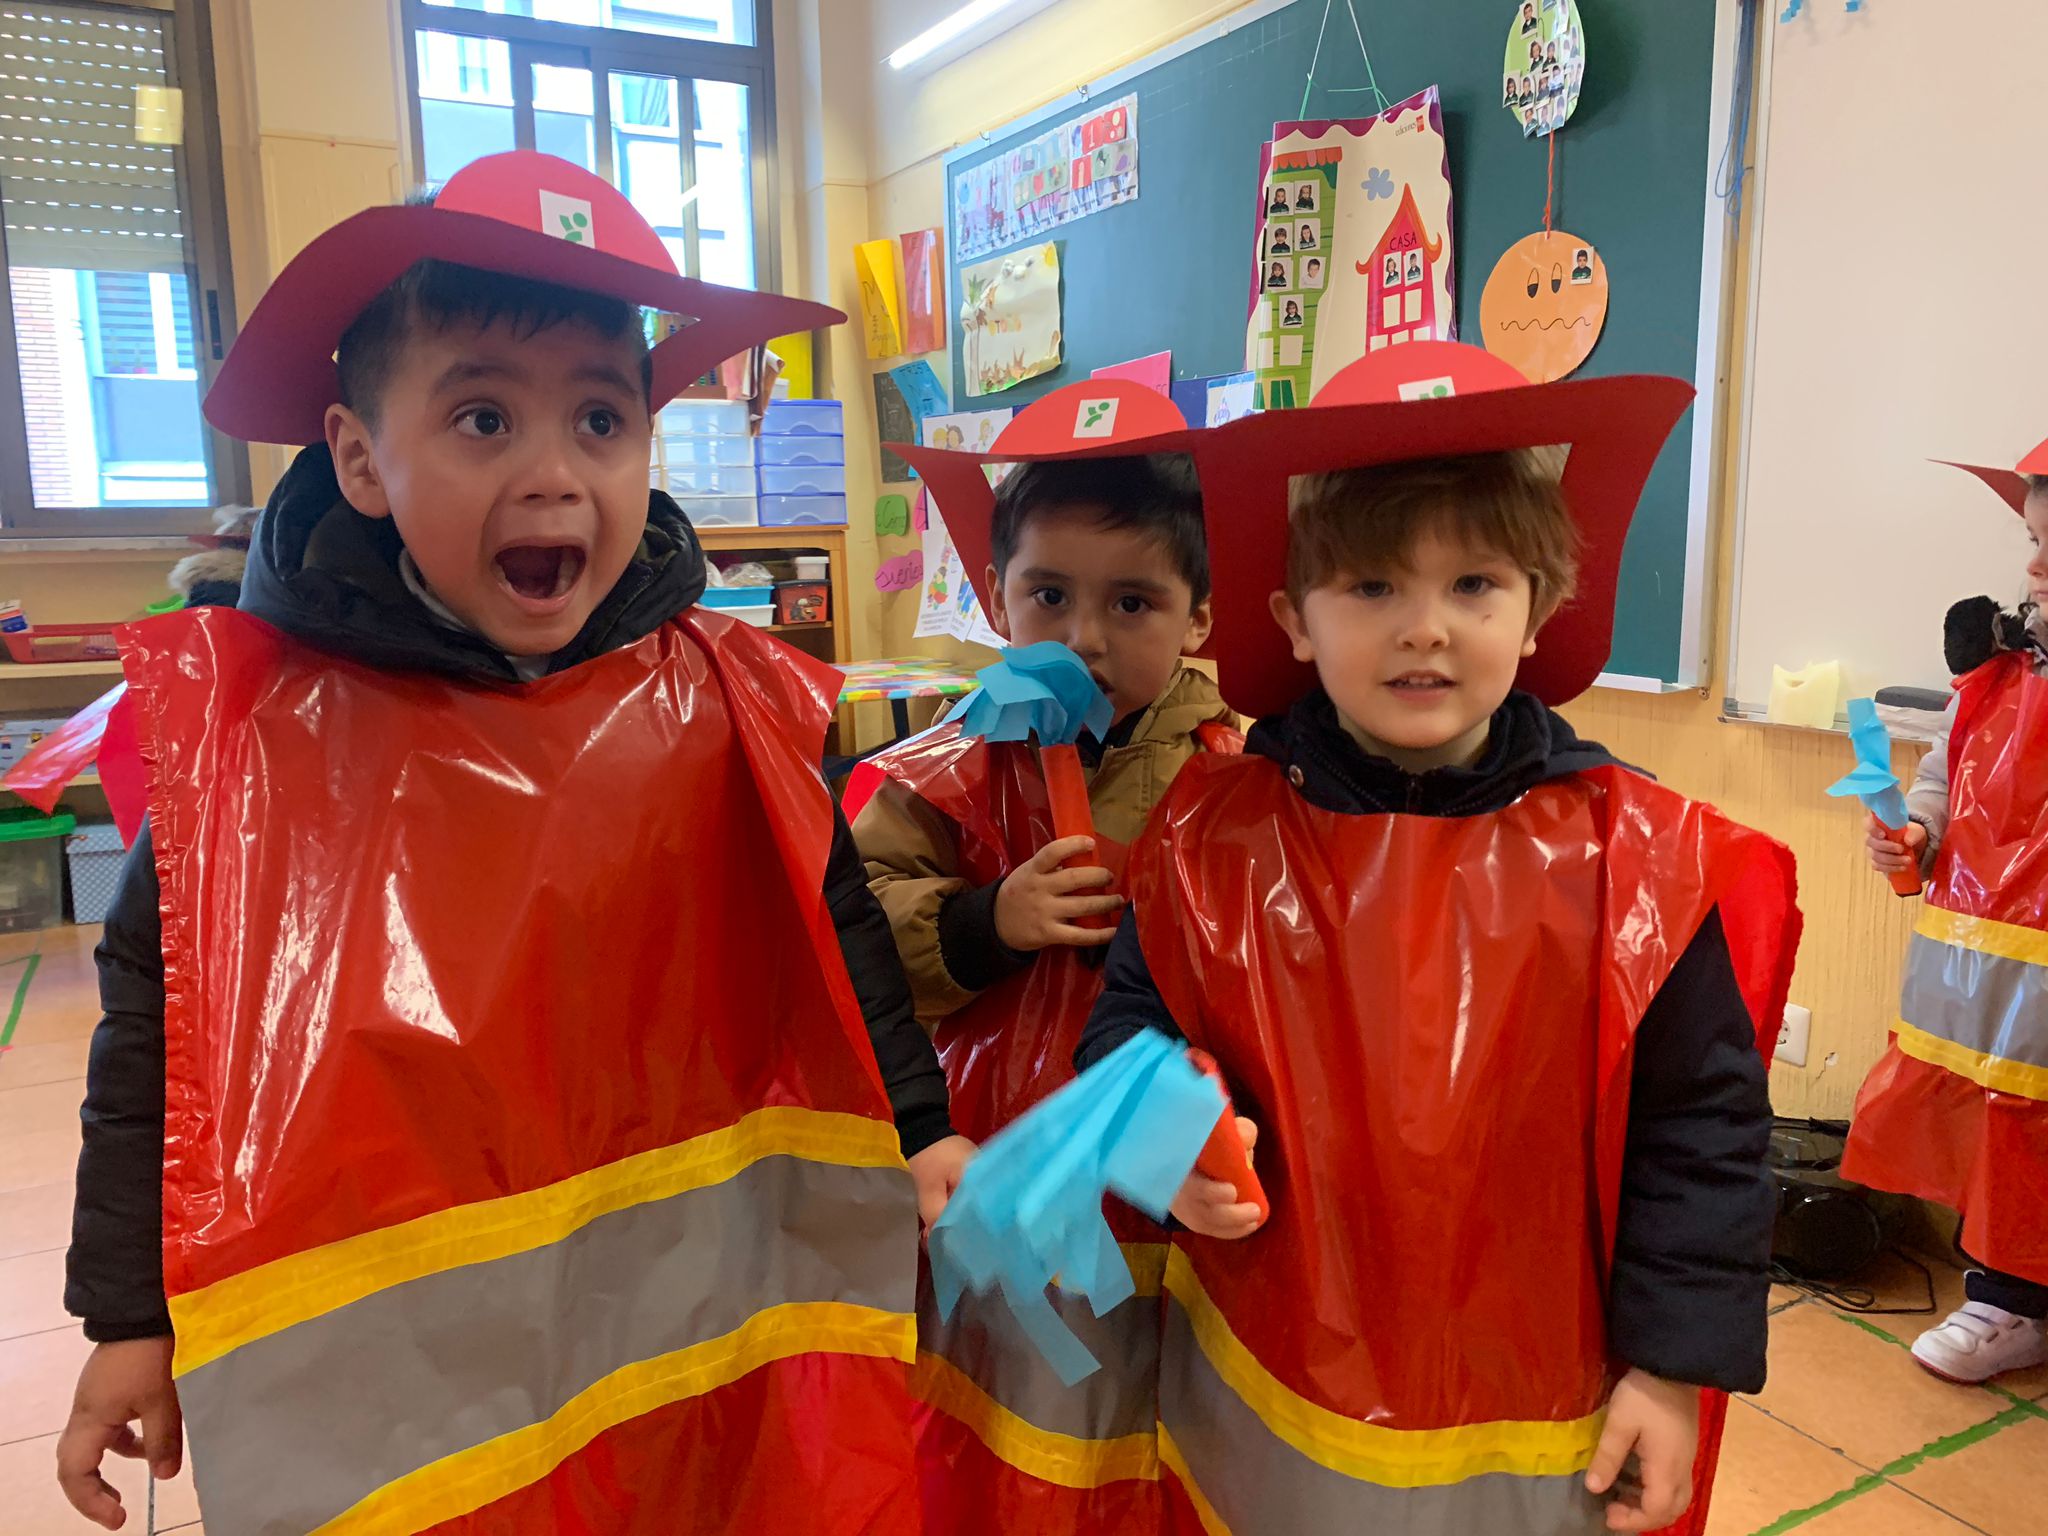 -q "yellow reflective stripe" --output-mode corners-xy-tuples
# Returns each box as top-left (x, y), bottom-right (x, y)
(312, 1300), (912, 1536)
(1919, 905), (2048, 968)
(1157, 1425), (1232, 1536)
(1122, 1241), (1168, 1298)
(1165, 1249), (1606, 1488)
(910, 1350), (1159, 1489)
(171, 1106), (904, 1375)
(1895, 1019), (2048, 1101)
